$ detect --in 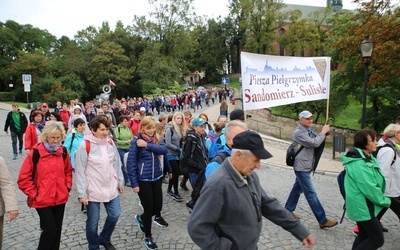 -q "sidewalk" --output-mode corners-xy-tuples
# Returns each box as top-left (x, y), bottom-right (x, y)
(0, 100), (344, 175)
